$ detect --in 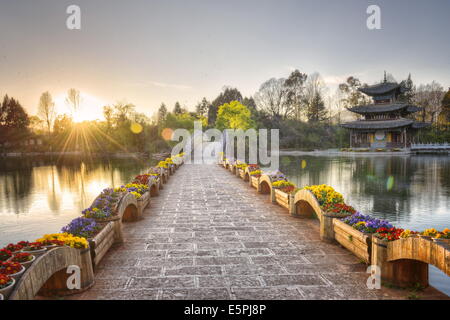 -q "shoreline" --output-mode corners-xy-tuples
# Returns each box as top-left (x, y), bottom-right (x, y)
(0, 151), (150, 159)
(278, 149), (446, 157)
